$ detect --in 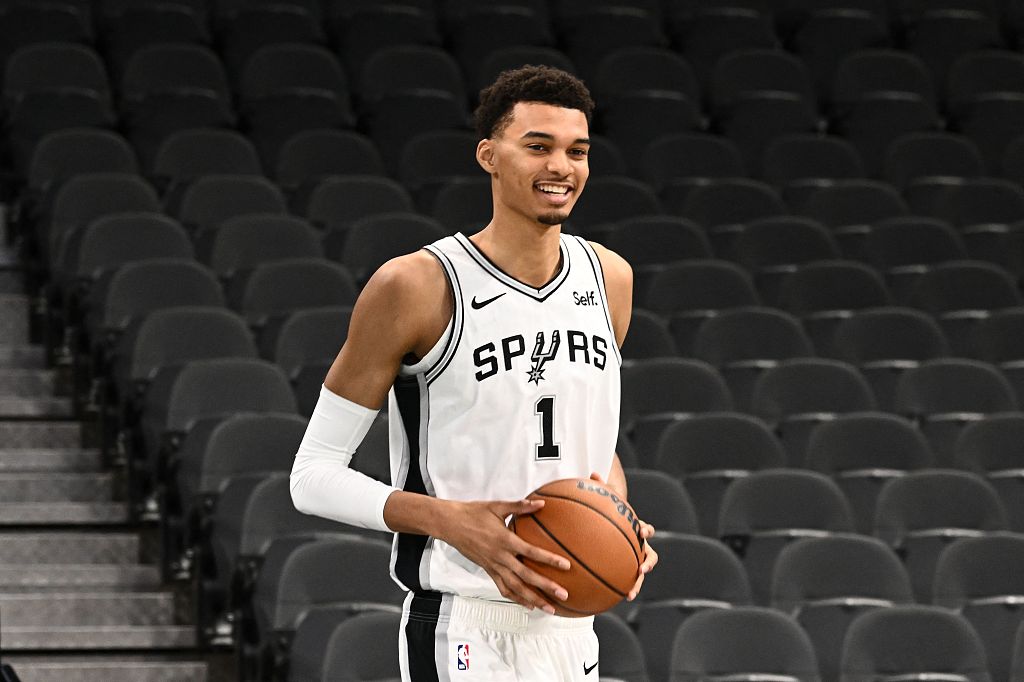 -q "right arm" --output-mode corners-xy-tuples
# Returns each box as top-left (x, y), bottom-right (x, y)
(291, 251), (569, 613)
